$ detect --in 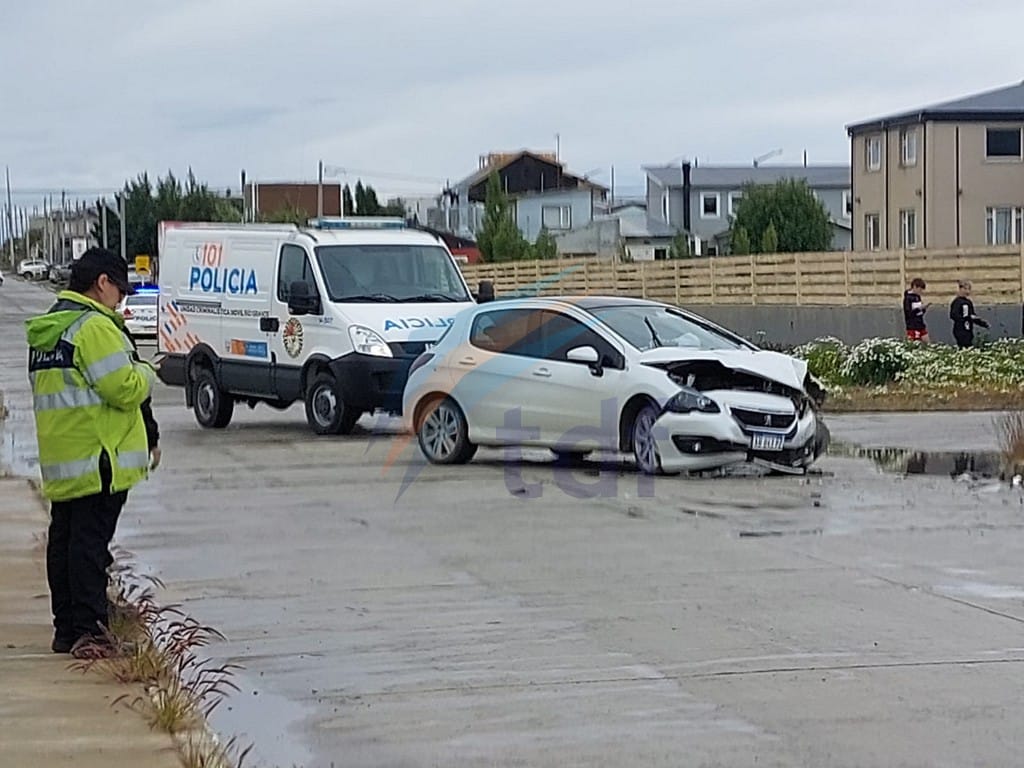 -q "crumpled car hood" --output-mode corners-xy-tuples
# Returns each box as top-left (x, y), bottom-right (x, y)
(638, 348), (809, 392)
